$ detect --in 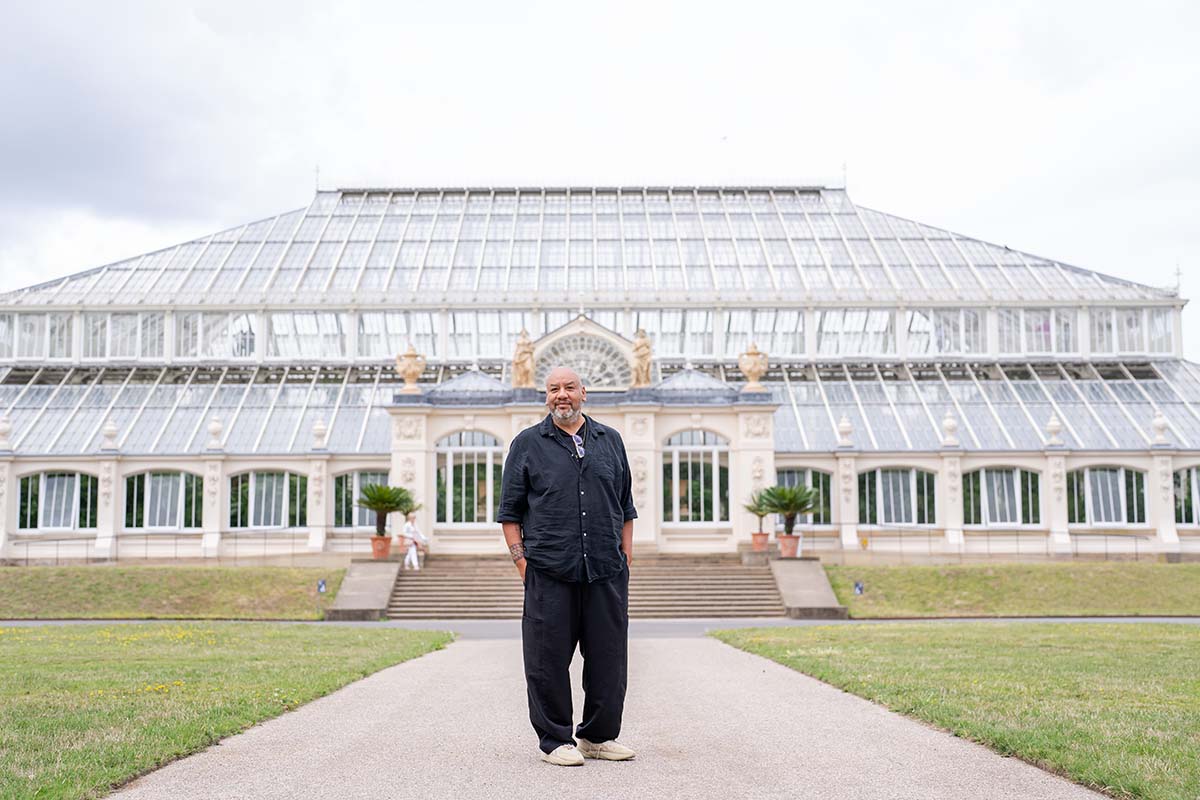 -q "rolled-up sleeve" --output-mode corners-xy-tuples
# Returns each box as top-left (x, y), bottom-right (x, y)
(496, 439), (528, 524)
(618, 438), (638, 522)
